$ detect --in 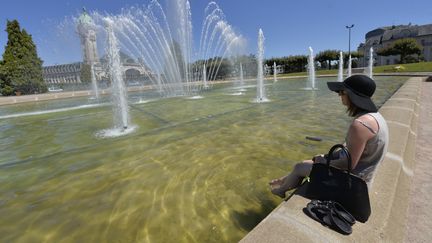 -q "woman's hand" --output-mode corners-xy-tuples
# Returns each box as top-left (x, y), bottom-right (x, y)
(312, 154), (326, 164)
